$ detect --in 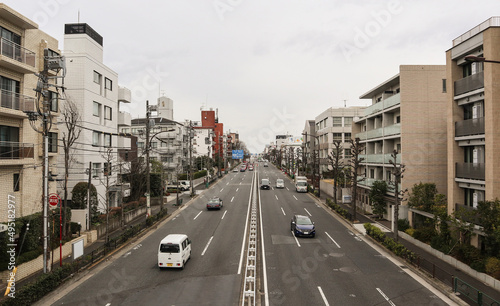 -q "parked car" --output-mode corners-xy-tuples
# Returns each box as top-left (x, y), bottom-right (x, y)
(291, 215), (315, 237)
(260, 178), (270, 190)
(276, 179), (284, 188)
(207, 197), (223, 210)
